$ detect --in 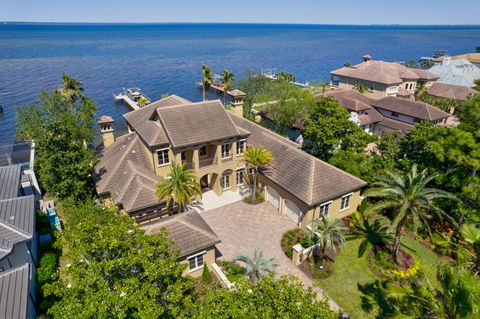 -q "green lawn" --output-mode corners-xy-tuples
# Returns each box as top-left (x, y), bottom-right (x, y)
(316, 236), (443, 319)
